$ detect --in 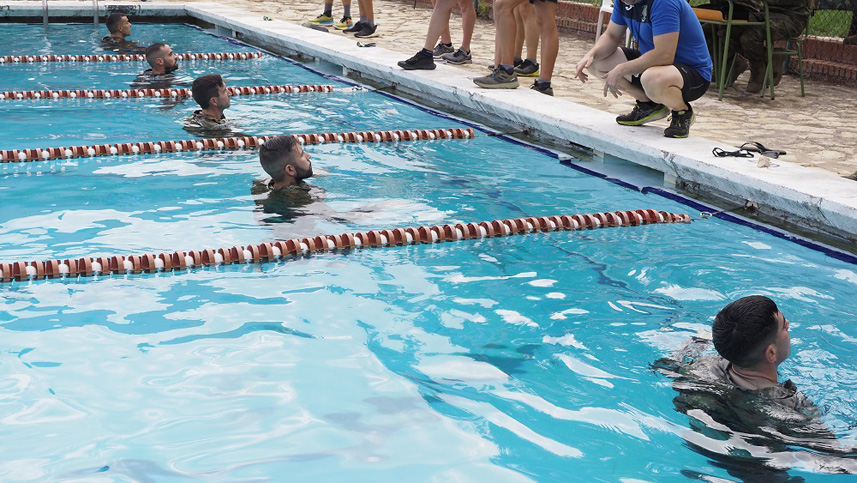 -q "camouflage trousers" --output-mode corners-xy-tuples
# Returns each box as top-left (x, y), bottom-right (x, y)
(735, 14), (807, 65)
